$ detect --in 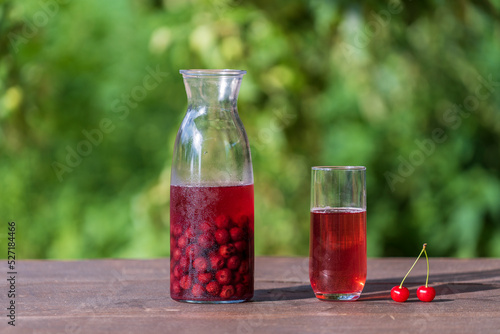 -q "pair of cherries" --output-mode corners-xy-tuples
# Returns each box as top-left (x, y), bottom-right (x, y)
(391, 243), (436, 302)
